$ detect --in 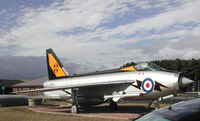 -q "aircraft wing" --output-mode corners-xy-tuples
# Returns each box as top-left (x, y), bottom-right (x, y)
(13, 80), (134, 94)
